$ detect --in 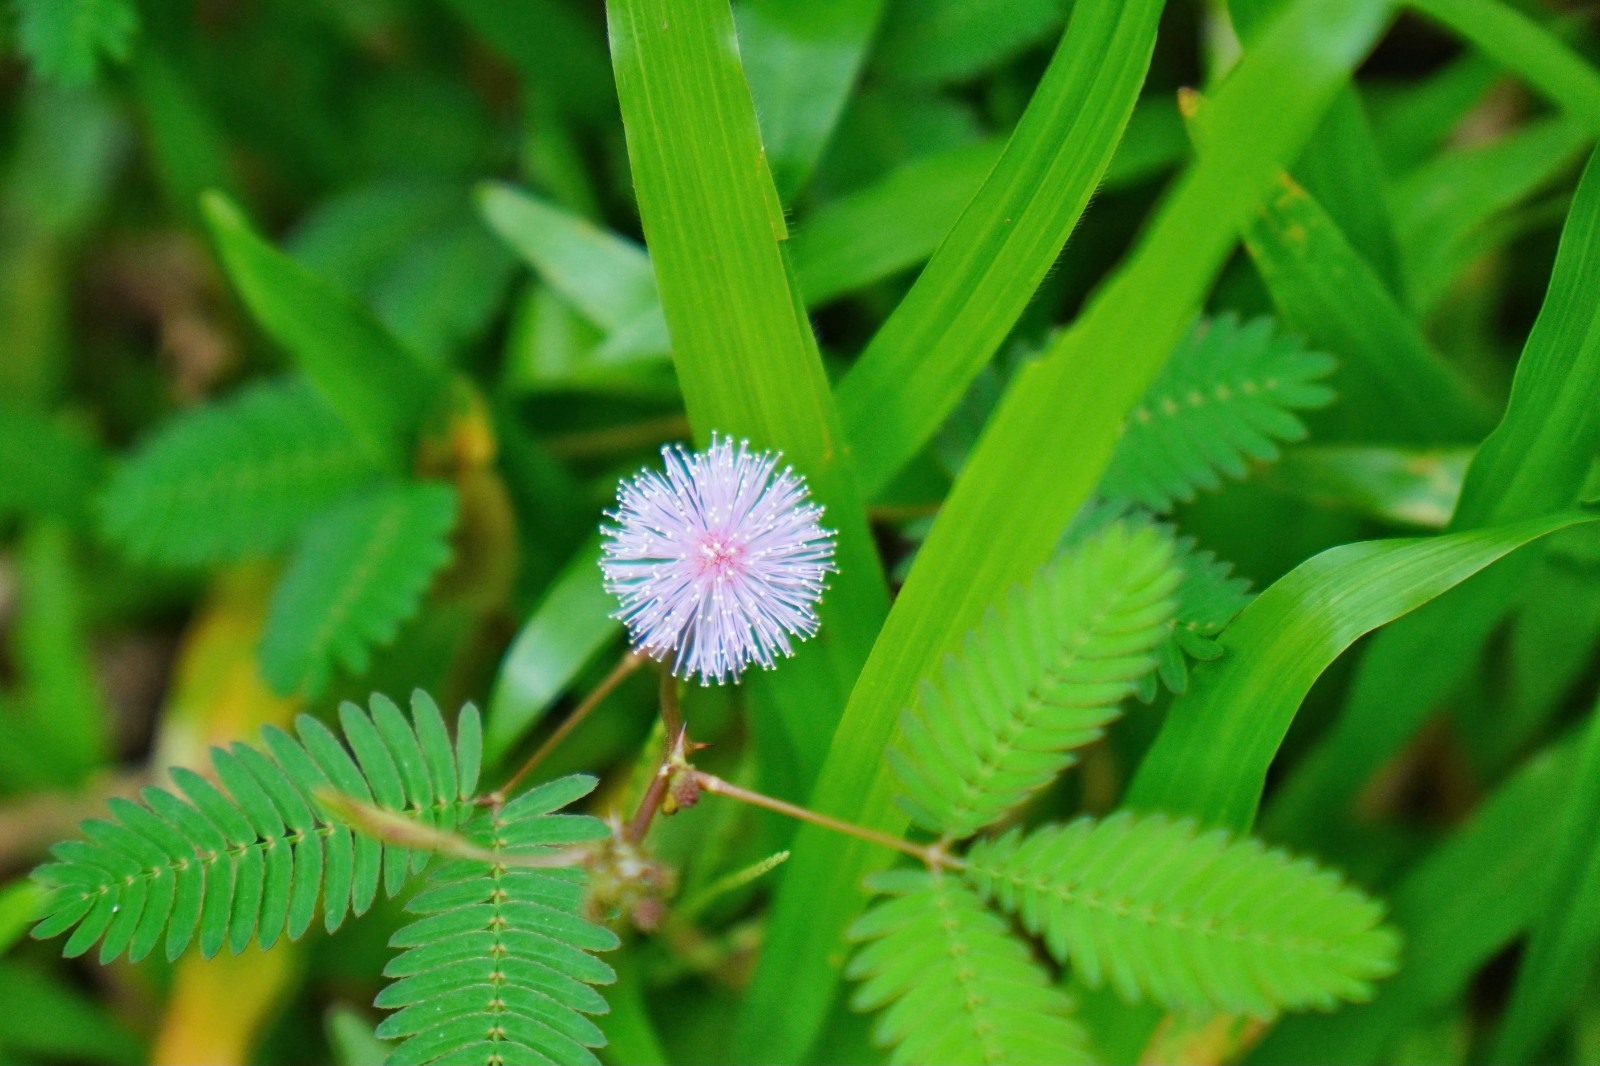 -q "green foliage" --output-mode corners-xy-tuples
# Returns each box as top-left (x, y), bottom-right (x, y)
(1142, 536), (1254, 701)
(1130, 510), (1599, 832)
(31, 694), (478, 962)
(1493, 699), (1600, 1061)
(486, 536), (616, 761)
(836, 0), (1164, 497)
(260, 482), (459, 698)
(9, 0), (1600, 1059)
(889, 522), (1178, 838)
(201, 192), (445, 469)
(1099, 315), (1335, 512)
(376, 775), (618, 1066)
(0, 960), (140, 1063)
(755, 7), (1395, 1048)
(606, 0), (890, 793)
(98, 377), (380, 566)
(479, 182), (668, 373)
(851, 516), (1397, 1045)
(847, 869), (1089, 1065)
(1237, 168), (1493, 443)
(10, 0), (137, 85)
(964, 814), (1400, 1017)
(871, 0), (1065, 85)
(0, 404), (104, 523)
